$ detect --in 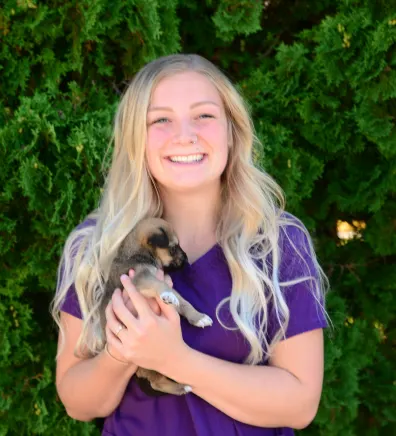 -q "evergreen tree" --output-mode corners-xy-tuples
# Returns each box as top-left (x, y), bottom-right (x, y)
(1, 1), (395, 434)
